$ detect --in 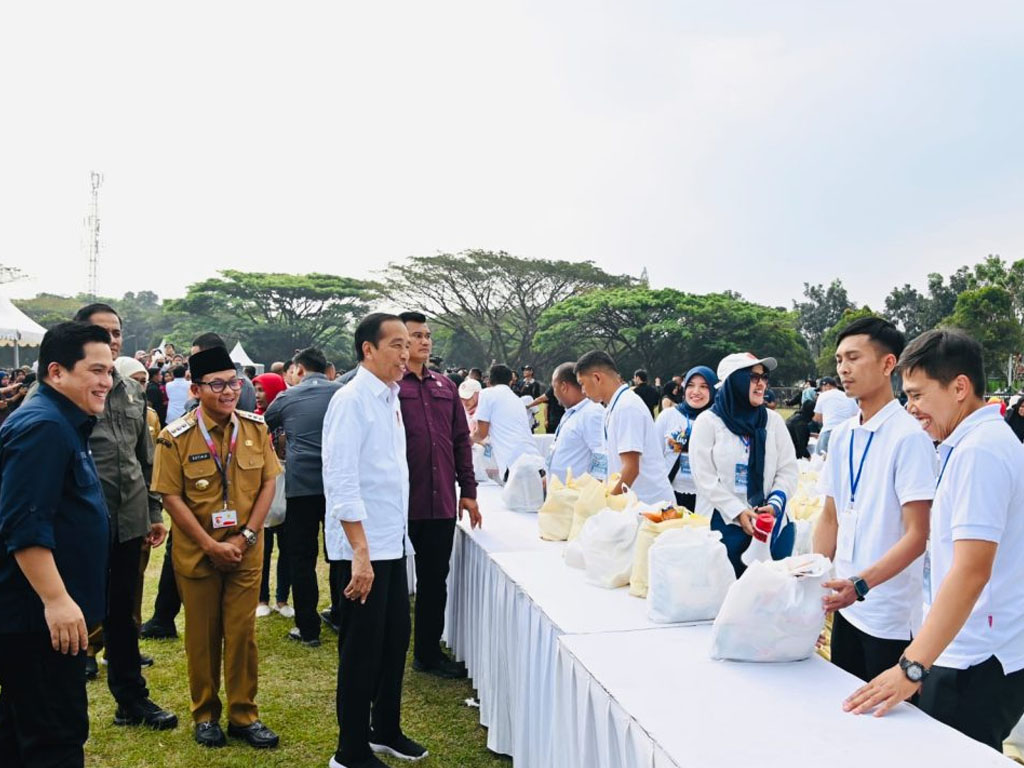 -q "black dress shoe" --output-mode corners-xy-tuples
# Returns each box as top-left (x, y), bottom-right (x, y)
(412, 656), (467, 679)
(194, 721), (226, 748)
(84, 656), (99, 680)
(320, 608), (340, 634)
(114, 698), (178, 730)
(227, 720), (279, 749)
(139, 620), (178, 640)
(139, 654), (154, 667)
(287, 627), (321, 647)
